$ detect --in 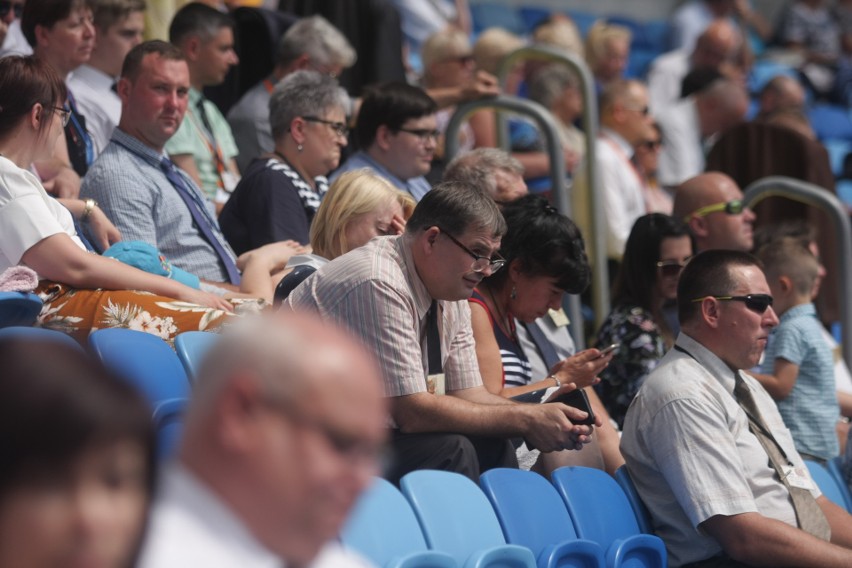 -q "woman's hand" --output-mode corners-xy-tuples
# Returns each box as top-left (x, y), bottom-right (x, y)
(237, 240), (306, 273)
(176, 287), (234, 312)
(550, 348), (613, 390)
(389, 214), (407, 235)
(86, 206), (122, 251)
